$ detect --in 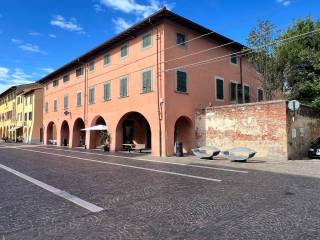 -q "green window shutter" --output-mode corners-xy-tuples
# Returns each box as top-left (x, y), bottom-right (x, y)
(64, 95), (68, 109)
(142, 33), (151, 48)
(77, 92), (82, 106)
(244, 86), (250, 103)
(120, 77), (128, 97)
(230, 82), (237, 102)
(237, 84), (243, 104)
(89, 88), (95, 104)
(177, 71), (187, 92)
(258, 89), (263, 102)
(216, 79), (224, 100)
(142, 70), (151, 93)
(104, 82), (110, 101)
(104, 54), (110, 65)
